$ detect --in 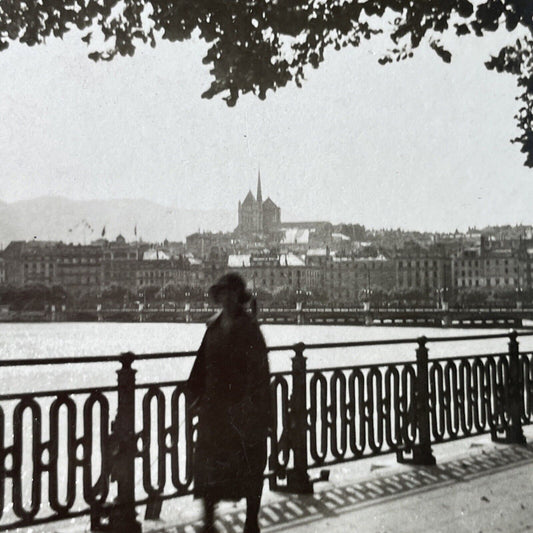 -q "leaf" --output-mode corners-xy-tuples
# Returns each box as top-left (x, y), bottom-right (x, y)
(455, 23), (470, 36)
(430, 41), (452, 63)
